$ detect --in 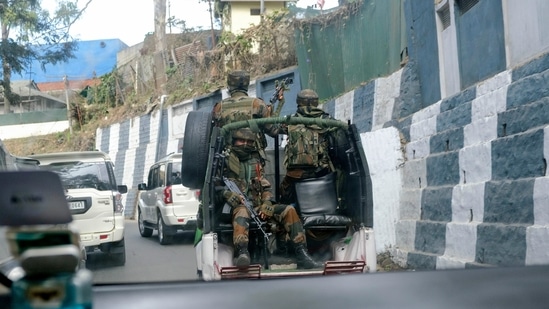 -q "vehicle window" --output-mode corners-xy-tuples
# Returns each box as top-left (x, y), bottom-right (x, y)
(105, 161), (118, 188)
(168, 162), (182, 185)
(150, 166), (160, 189)
(147, 166), (155, 189)
(0, 150), (5, 170)
(159, 164), (166, 187)
(39, 161), (113, 191)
